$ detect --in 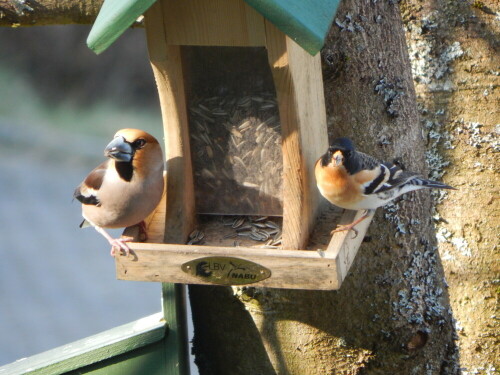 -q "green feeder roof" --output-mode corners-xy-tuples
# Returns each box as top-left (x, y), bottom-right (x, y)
(87, 0), (341, 56)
